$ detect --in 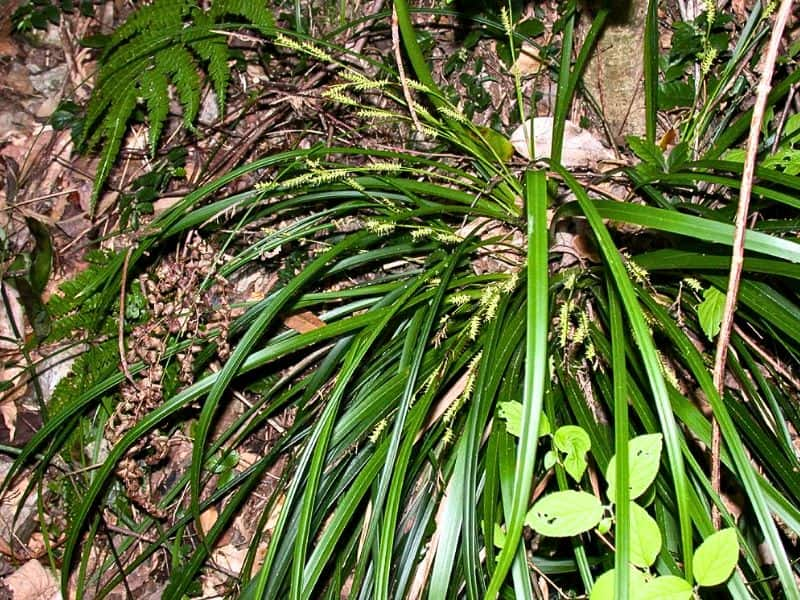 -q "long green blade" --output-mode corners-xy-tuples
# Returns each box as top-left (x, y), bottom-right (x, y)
(485, 169), (548, 598)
